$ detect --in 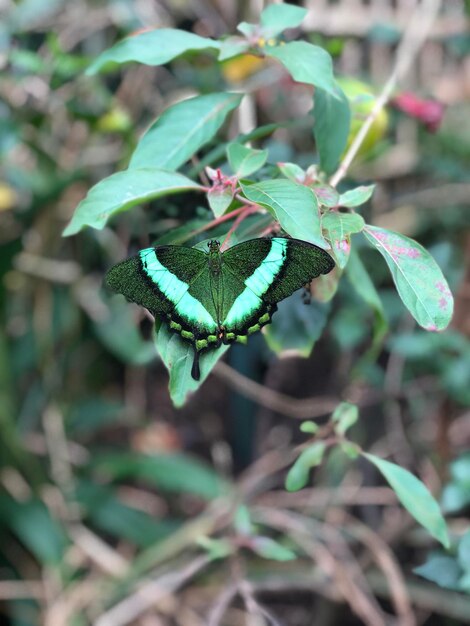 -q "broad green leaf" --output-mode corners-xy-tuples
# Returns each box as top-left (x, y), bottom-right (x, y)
(311, 184), (339, 208)
(339, 185), (375, 208)
(250, 536), (297, 561)
(322, 211), (365, 268)
(285, 441), (326, 492)
(67, 398), (124, 435)
(237, 22), (258, 37)
(208, 186), (234, 217)
(264, 293), (330, 356)
(77, 481), (178, 547)
(218, 37), (251, 62)
(332, 402), (358, 435)
(234, 505), (254, 536)
(266, 42), (337, 96)
(227, 143), (268, 177)
(94, 295), (156, 365)
(313, 84), (351, 175)
(0, 495), (66, 564)
(414, 555), (461, 590)
(260, 4), (307, 37)
(278, 162), (305, 183)
(300, 421), (319, 435)
(363, 452), (450, 548)
(341, 441), (361, 459)
(154, 320), (229, 407)
(346, 248), (388, 356)
(364, 225), (454, 331)
(130, 93), (243, 170)
(86, 28), (220, 75)
(241, 179), (327, 248)
(93, 451), (228, 500)
(197, 537), (234, 560)
(346, 248), (385, 319)
(63, 169), (202, 235)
